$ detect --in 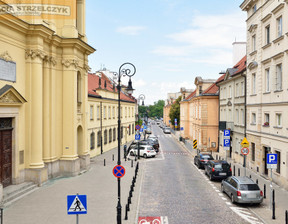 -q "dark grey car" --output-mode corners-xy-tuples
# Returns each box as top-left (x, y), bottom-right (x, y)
(221, 176), (263, 204)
